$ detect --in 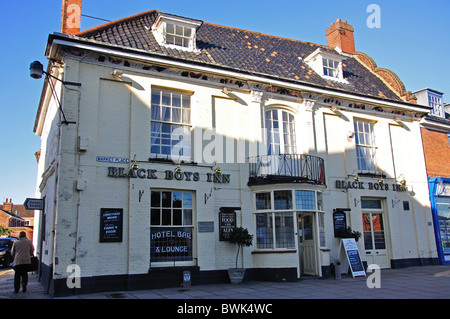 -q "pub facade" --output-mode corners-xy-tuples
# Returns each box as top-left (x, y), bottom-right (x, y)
(33, 4), (438, 296)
